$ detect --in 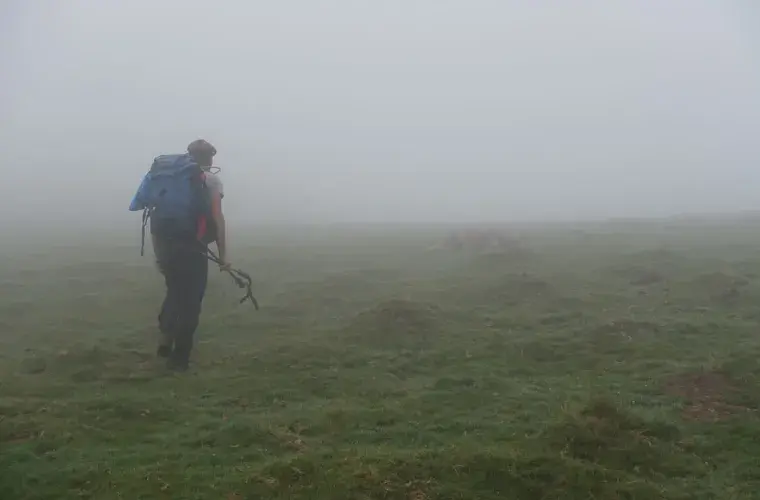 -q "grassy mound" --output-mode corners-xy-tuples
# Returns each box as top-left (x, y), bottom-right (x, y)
(346, 299), (441, 347)
(473, 245), (537, 264)
(542, 399), (699, 476)
(244, 449), (676, 500)
(605, 264), (667, 286)
(664, 370), (752, 421)
(690, 271), (750, 303)
(479, 273), (555, 306)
